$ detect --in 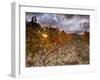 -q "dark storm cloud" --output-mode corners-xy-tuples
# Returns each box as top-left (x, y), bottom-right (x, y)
(26, 12), (89, 34)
